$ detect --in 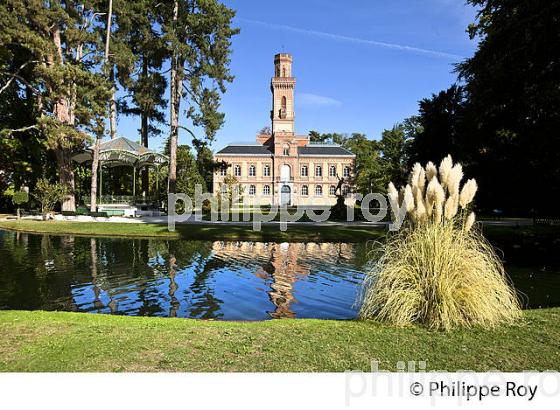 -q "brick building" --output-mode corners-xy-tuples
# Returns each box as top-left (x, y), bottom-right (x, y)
(213, 53), (355, 206)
